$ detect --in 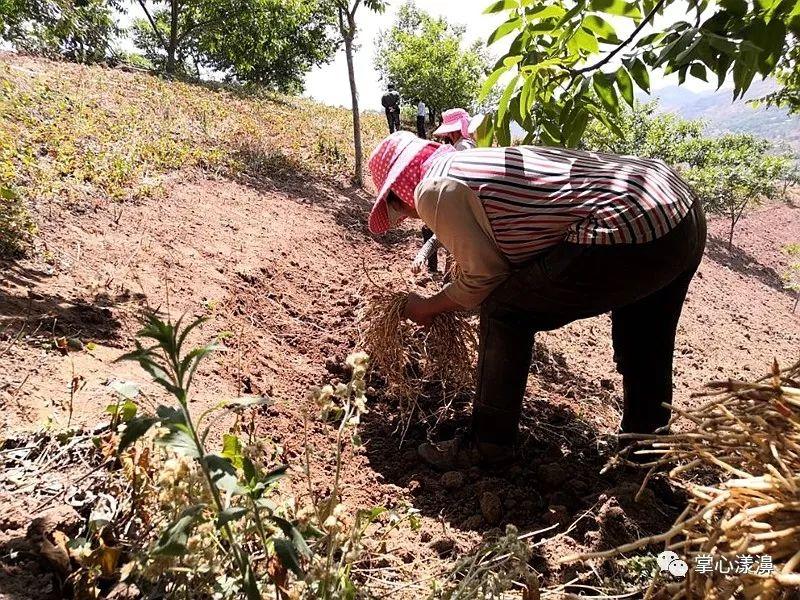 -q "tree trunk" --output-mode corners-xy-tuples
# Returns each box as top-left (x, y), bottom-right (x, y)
(728, 214), (735, 248)
(166, 0), (180, 74)
(342, 8), (363, 186)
